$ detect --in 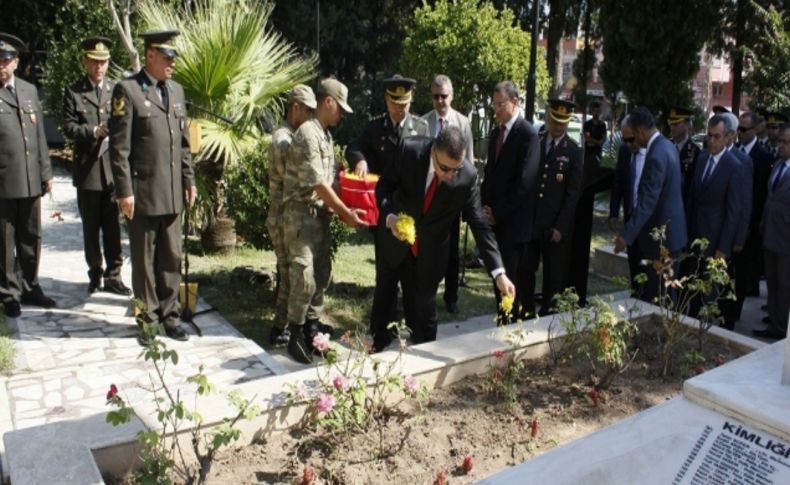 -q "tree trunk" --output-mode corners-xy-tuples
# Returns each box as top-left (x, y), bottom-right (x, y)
(546, 0), (566, 97)
(731, 0), (746, 116)
(201, 214), (236, 255)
